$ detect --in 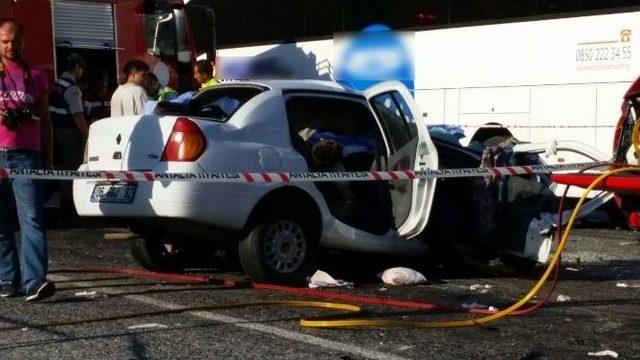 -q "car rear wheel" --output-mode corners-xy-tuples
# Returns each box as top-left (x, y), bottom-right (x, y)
(239, 211), (318, 283)
(130, 234), (186, 272)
